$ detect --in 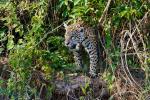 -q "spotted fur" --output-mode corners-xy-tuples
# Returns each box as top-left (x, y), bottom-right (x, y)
(64, 22), (99, 77)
